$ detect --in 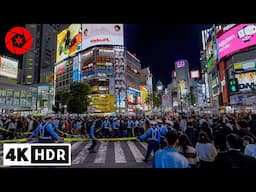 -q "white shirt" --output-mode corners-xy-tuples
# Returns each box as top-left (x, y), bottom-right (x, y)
(195, 142), (218, 162)
(244, 144), (256, 160)
(176, 145), (199, 165)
